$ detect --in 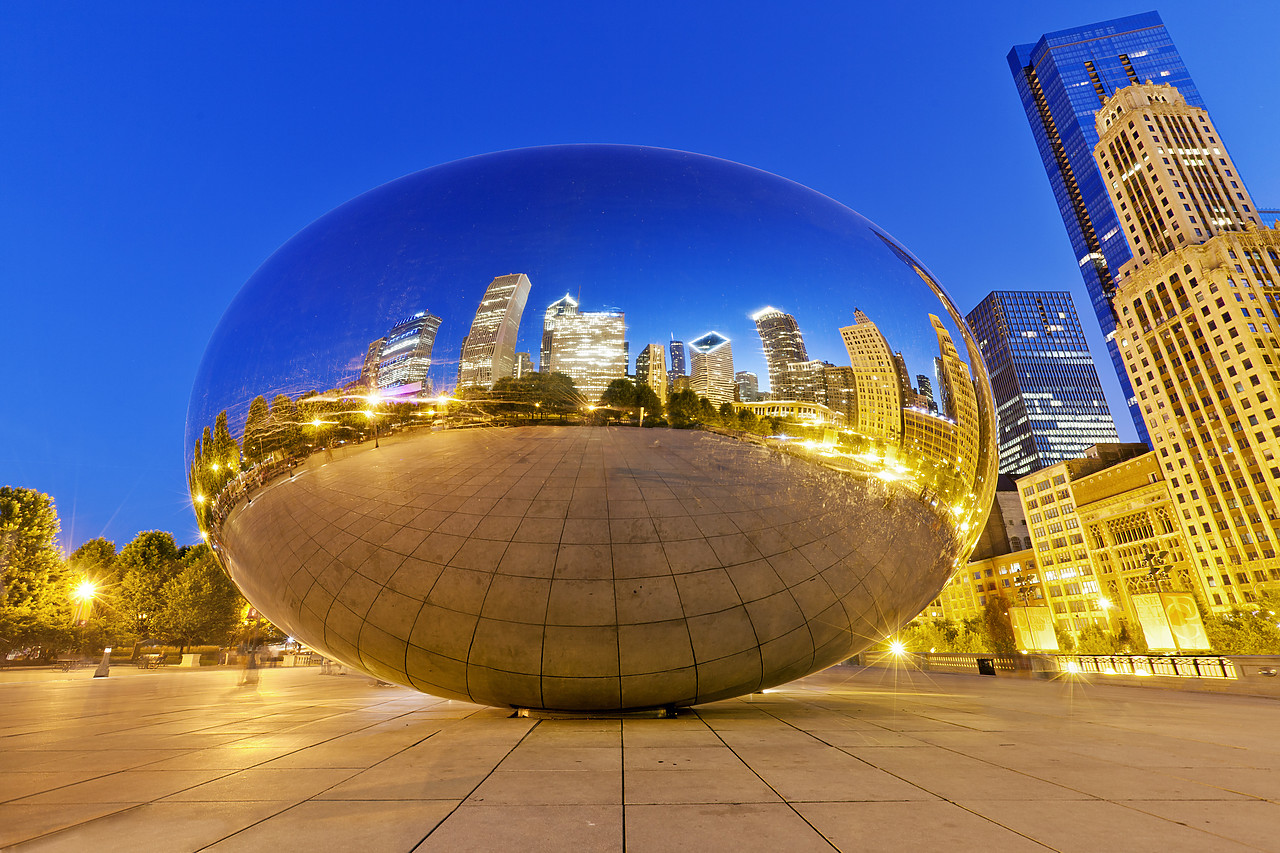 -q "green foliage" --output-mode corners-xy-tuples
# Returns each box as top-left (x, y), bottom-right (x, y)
(69, 537), (117, 582)
(241, 395), (271, 465)
(113, 531), (182, 639)
(1202, 592), (1280, 654)
(891, 618), (984, 653)
(718, 401), (735, 421)
(597, 379), (663, 421)
(0, 487), (71, 652)
(1074, 623), (1121, 655)
(666, 389), (701, 427)
(1053, 623), (1076, 652)
(980, 595), (1017, 655)
(153, 544), (244, 652)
